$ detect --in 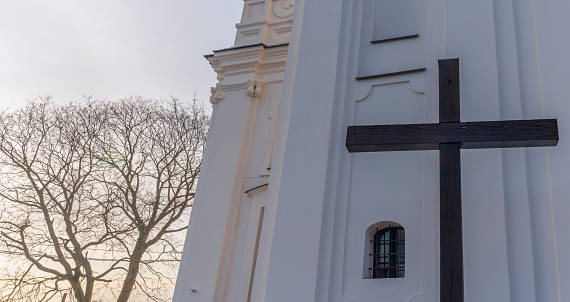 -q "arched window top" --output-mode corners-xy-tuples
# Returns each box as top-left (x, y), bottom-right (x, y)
(367, 222), (405, 279)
